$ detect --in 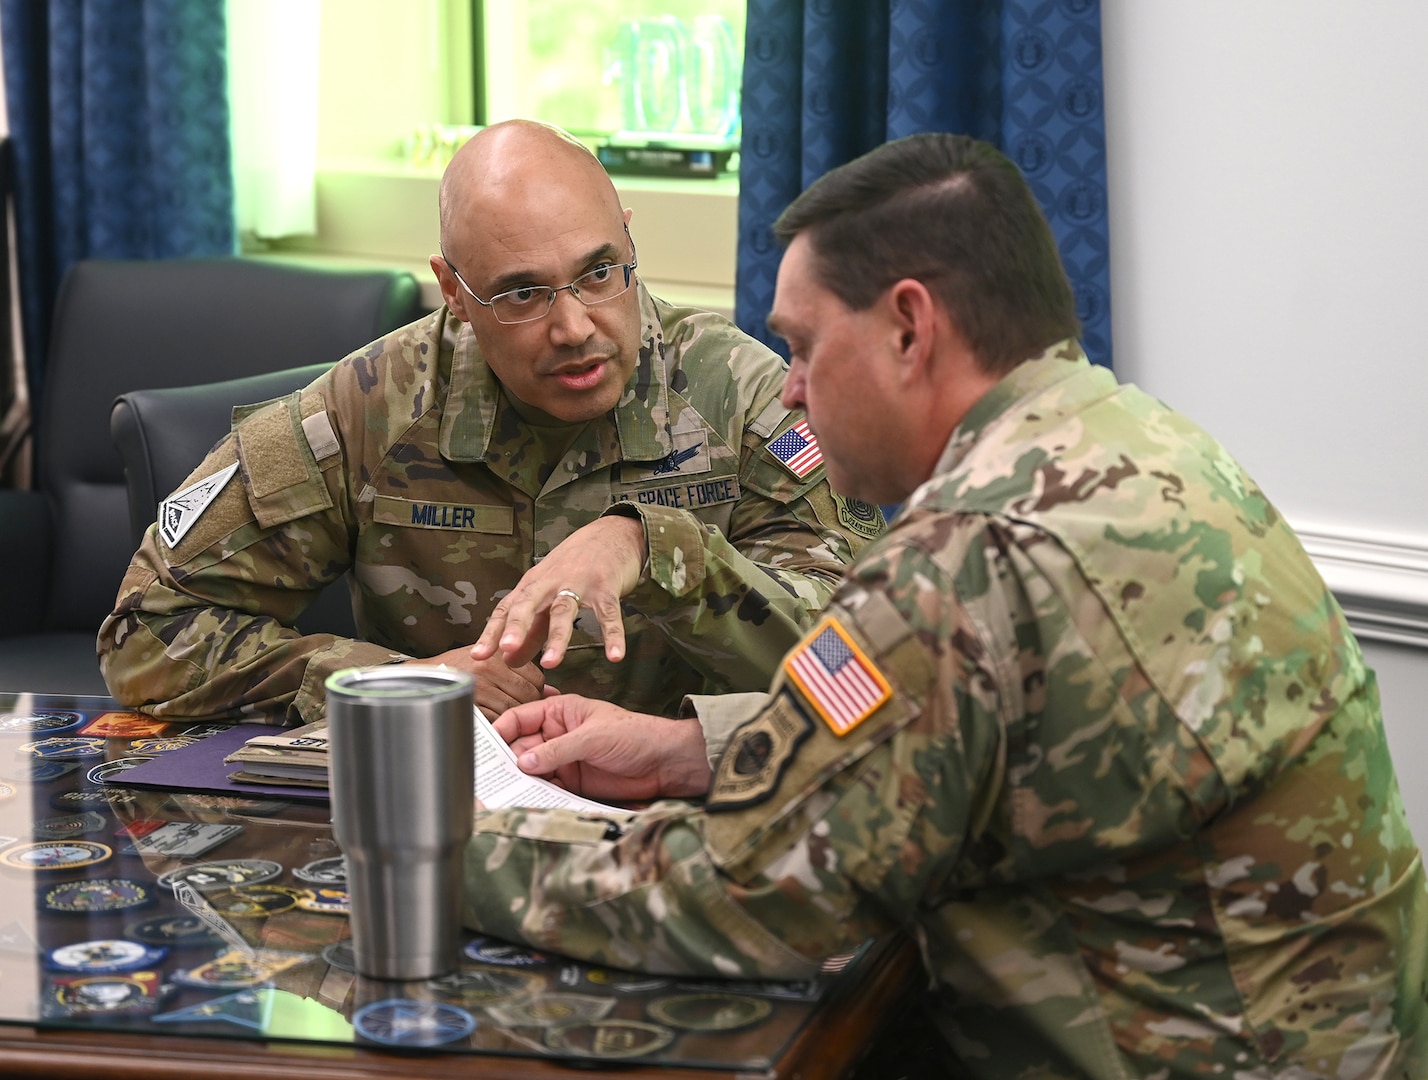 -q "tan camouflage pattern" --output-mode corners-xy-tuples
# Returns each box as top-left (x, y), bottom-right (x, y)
(99, 283), (882, 723)
(465, 342), (1426, 1078)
